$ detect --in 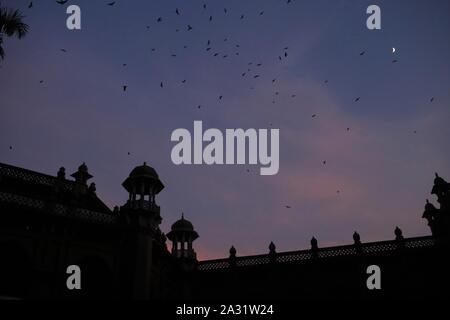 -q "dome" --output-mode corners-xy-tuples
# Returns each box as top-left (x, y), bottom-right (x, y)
(129, 162), (159, 179)
(167, 214), (199, 241)
(171, 215), (194, 231)
(122, 162), (164, 194)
